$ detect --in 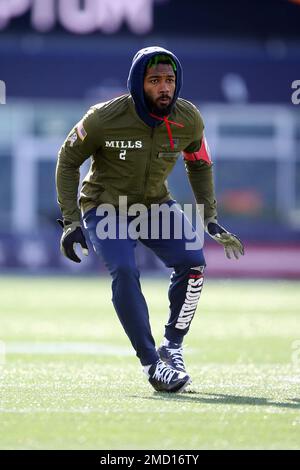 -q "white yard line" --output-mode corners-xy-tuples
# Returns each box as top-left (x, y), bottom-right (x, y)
(3, 342), (133, 356)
